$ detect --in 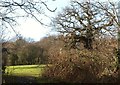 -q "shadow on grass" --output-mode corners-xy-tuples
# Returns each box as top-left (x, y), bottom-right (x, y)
(2, 74), (38, 84)
(2, 74), (65, 84)
(3, 71), (120, 84)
